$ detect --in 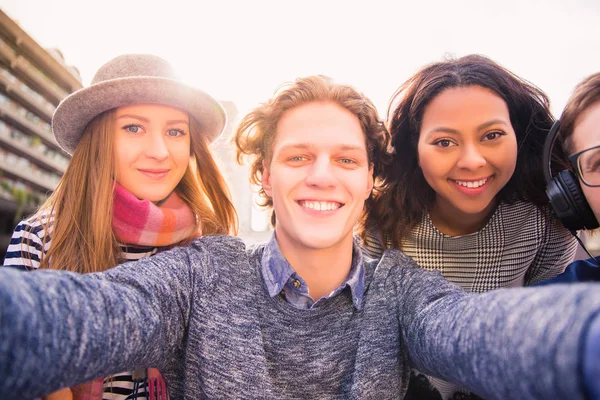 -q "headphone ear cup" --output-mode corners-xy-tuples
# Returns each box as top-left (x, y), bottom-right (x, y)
(547, 170), (600, 231)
